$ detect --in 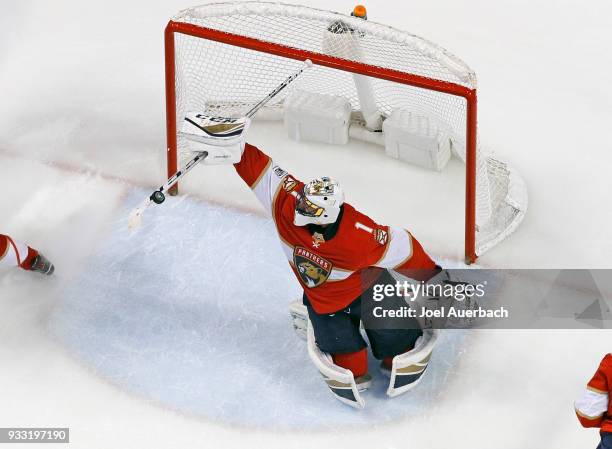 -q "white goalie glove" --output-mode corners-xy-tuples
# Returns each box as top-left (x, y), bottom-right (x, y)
(180, 112), (251, 165)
